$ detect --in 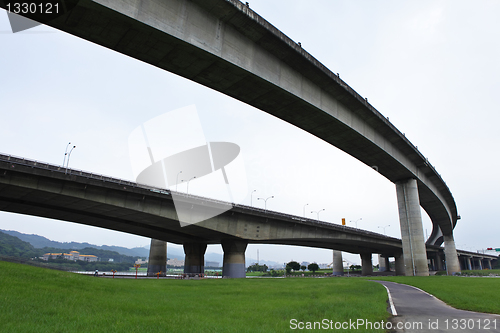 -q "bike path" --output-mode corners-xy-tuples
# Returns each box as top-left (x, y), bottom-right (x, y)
(372, 280), (500, 333)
